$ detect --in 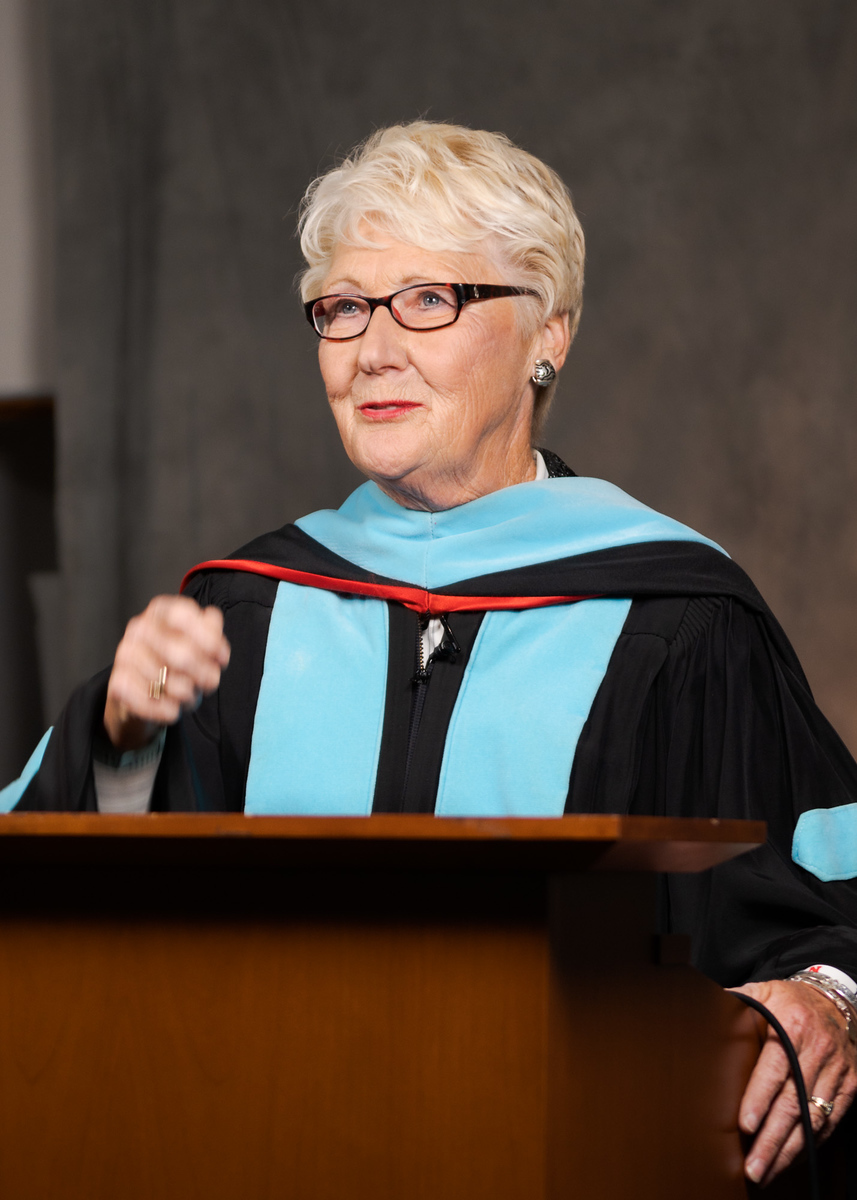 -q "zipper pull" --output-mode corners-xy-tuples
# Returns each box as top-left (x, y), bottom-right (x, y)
(436, 615), (461, 661)
(411, 614), (460, 683)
